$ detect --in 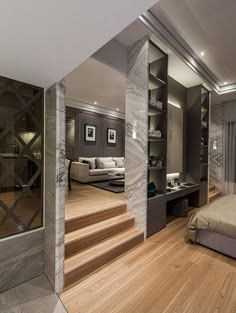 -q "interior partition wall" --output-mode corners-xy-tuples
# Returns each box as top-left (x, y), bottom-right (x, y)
(0, 76), (44, 292)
